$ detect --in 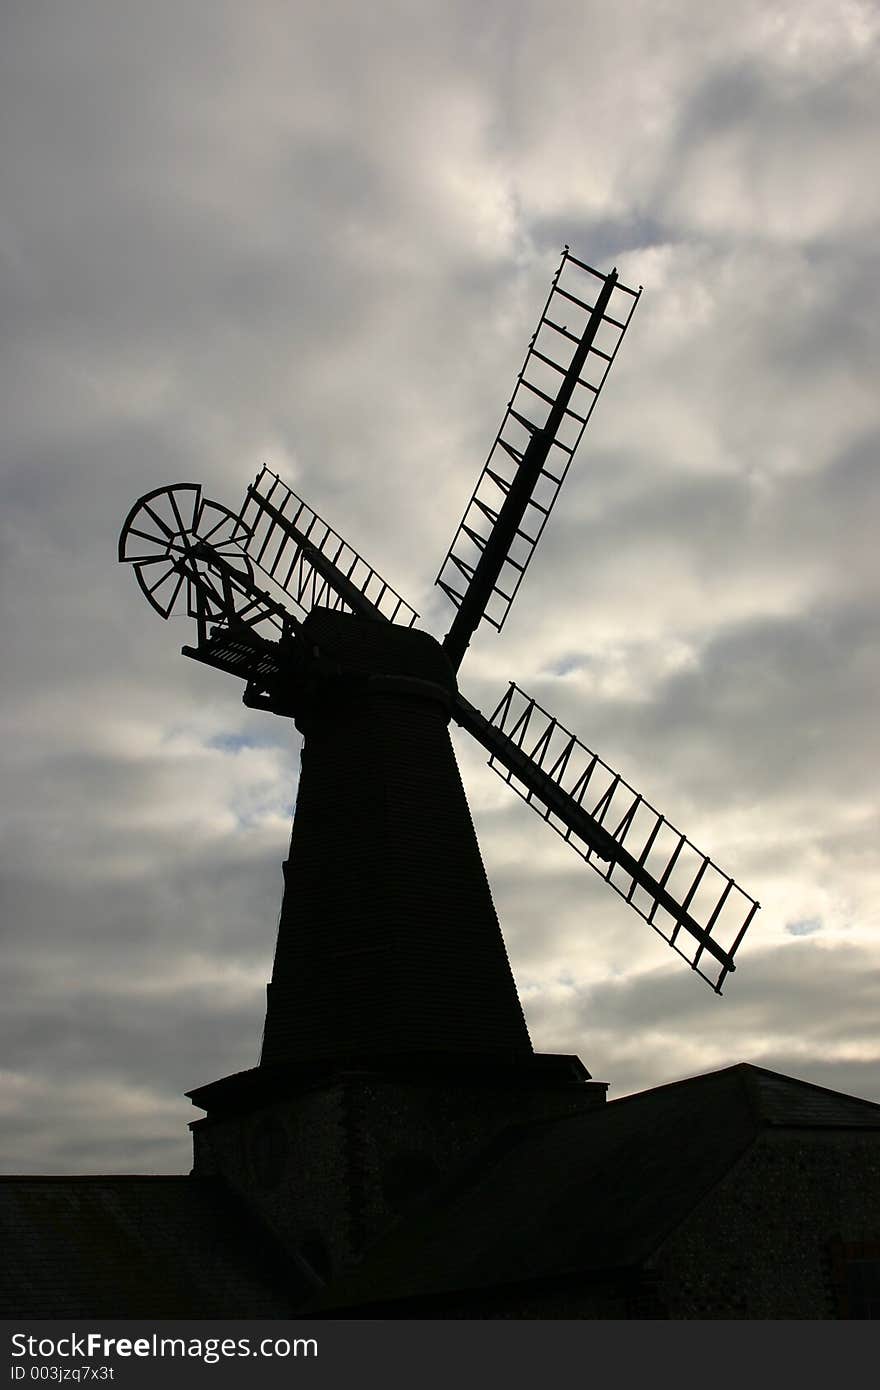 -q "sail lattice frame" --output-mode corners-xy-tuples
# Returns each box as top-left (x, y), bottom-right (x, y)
(240, 466), (419, 628)
(487, 683), (758, 991)
(436, 249), (641, 633)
